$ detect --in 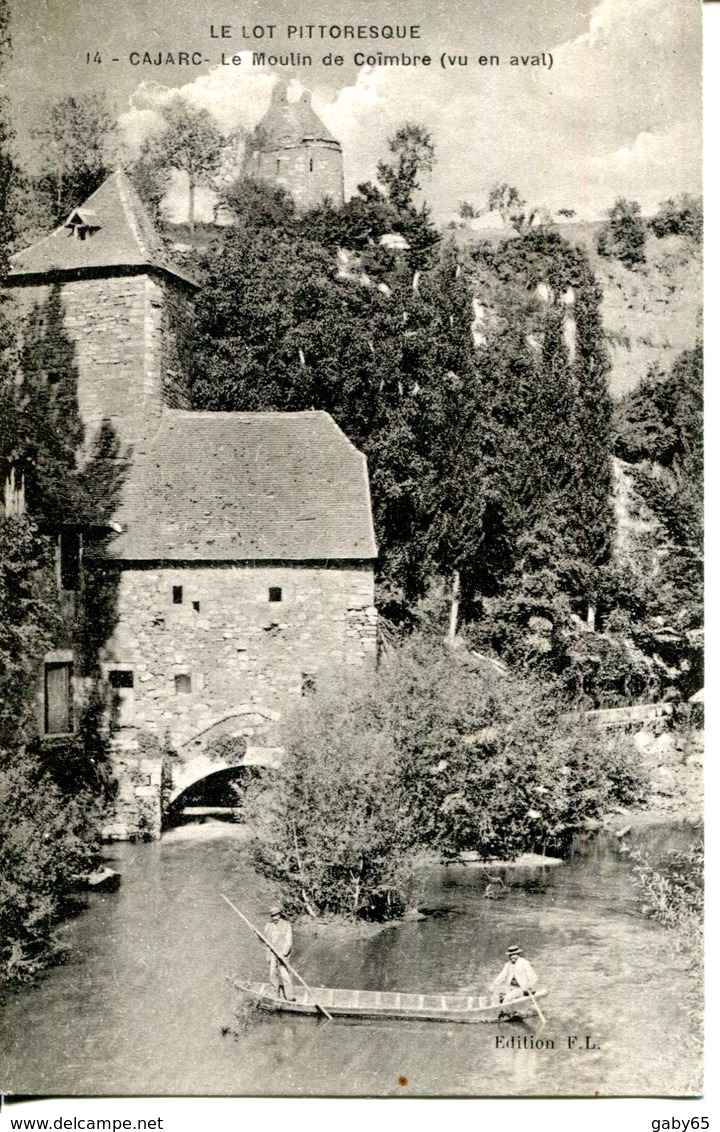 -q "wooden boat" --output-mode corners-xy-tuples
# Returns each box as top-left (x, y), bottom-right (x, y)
(241, 982), (548, 1023)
